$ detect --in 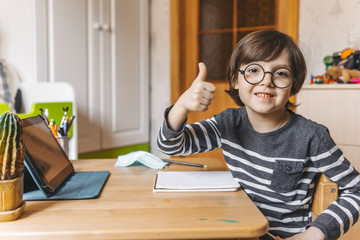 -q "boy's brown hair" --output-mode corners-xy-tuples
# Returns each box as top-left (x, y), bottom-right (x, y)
(226, 30), (307, 108)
